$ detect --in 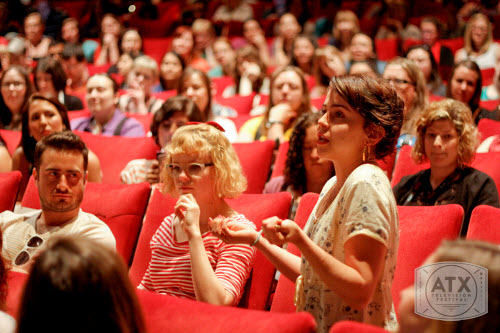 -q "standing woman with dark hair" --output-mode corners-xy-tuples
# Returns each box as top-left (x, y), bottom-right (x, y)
(264, 112), (334, 219)
(447, 60), (498, 124)
(16, 235), (146, 333)
(0, 66), (34, 131)
(211, 75), (404, 332)
(12, 94), (102, 200)
(34, 57), (84, 111)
